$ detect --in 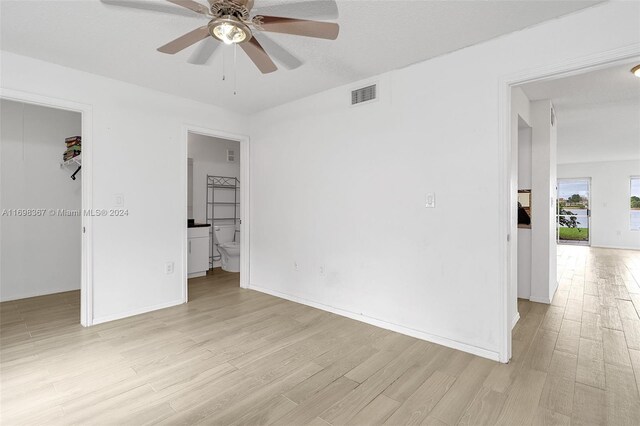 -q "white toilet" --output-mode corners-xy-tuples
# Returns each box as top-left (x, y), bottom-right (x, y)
(213, 225), (240, 273)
